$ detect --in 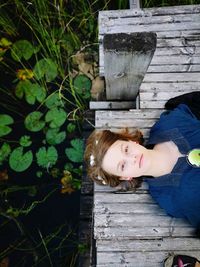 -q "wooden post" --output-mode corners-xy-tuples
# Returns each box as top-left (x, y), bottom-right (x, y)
(129, 0), (141, 9)
(103, 32), (157, 100)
